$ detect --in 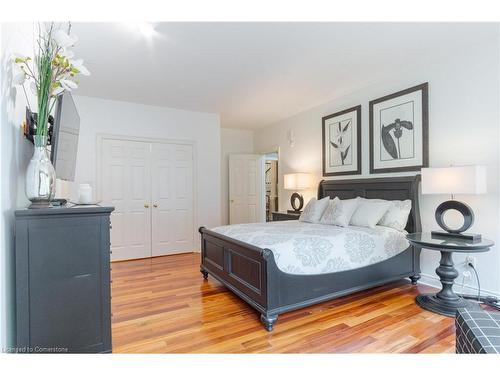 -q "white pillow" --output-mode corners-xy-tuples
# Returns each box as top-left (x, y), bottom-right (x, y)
(378, 199), (412, 231)
(299, 197), (330, 223)
(350, 198), (392, 228)
(319, 197), (359, 227)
